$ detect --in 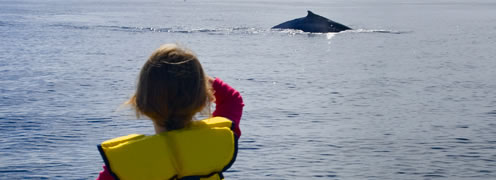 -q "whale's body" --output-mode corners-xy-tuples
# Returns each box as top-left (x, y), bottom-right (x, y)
(272, 11), (351, 33)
